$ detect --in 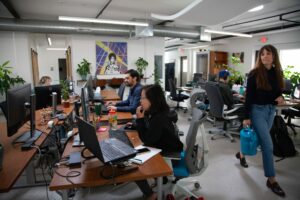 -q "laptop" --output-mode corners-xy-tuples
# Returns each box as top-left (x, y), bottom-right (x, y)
(76, 116), (137, 164)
